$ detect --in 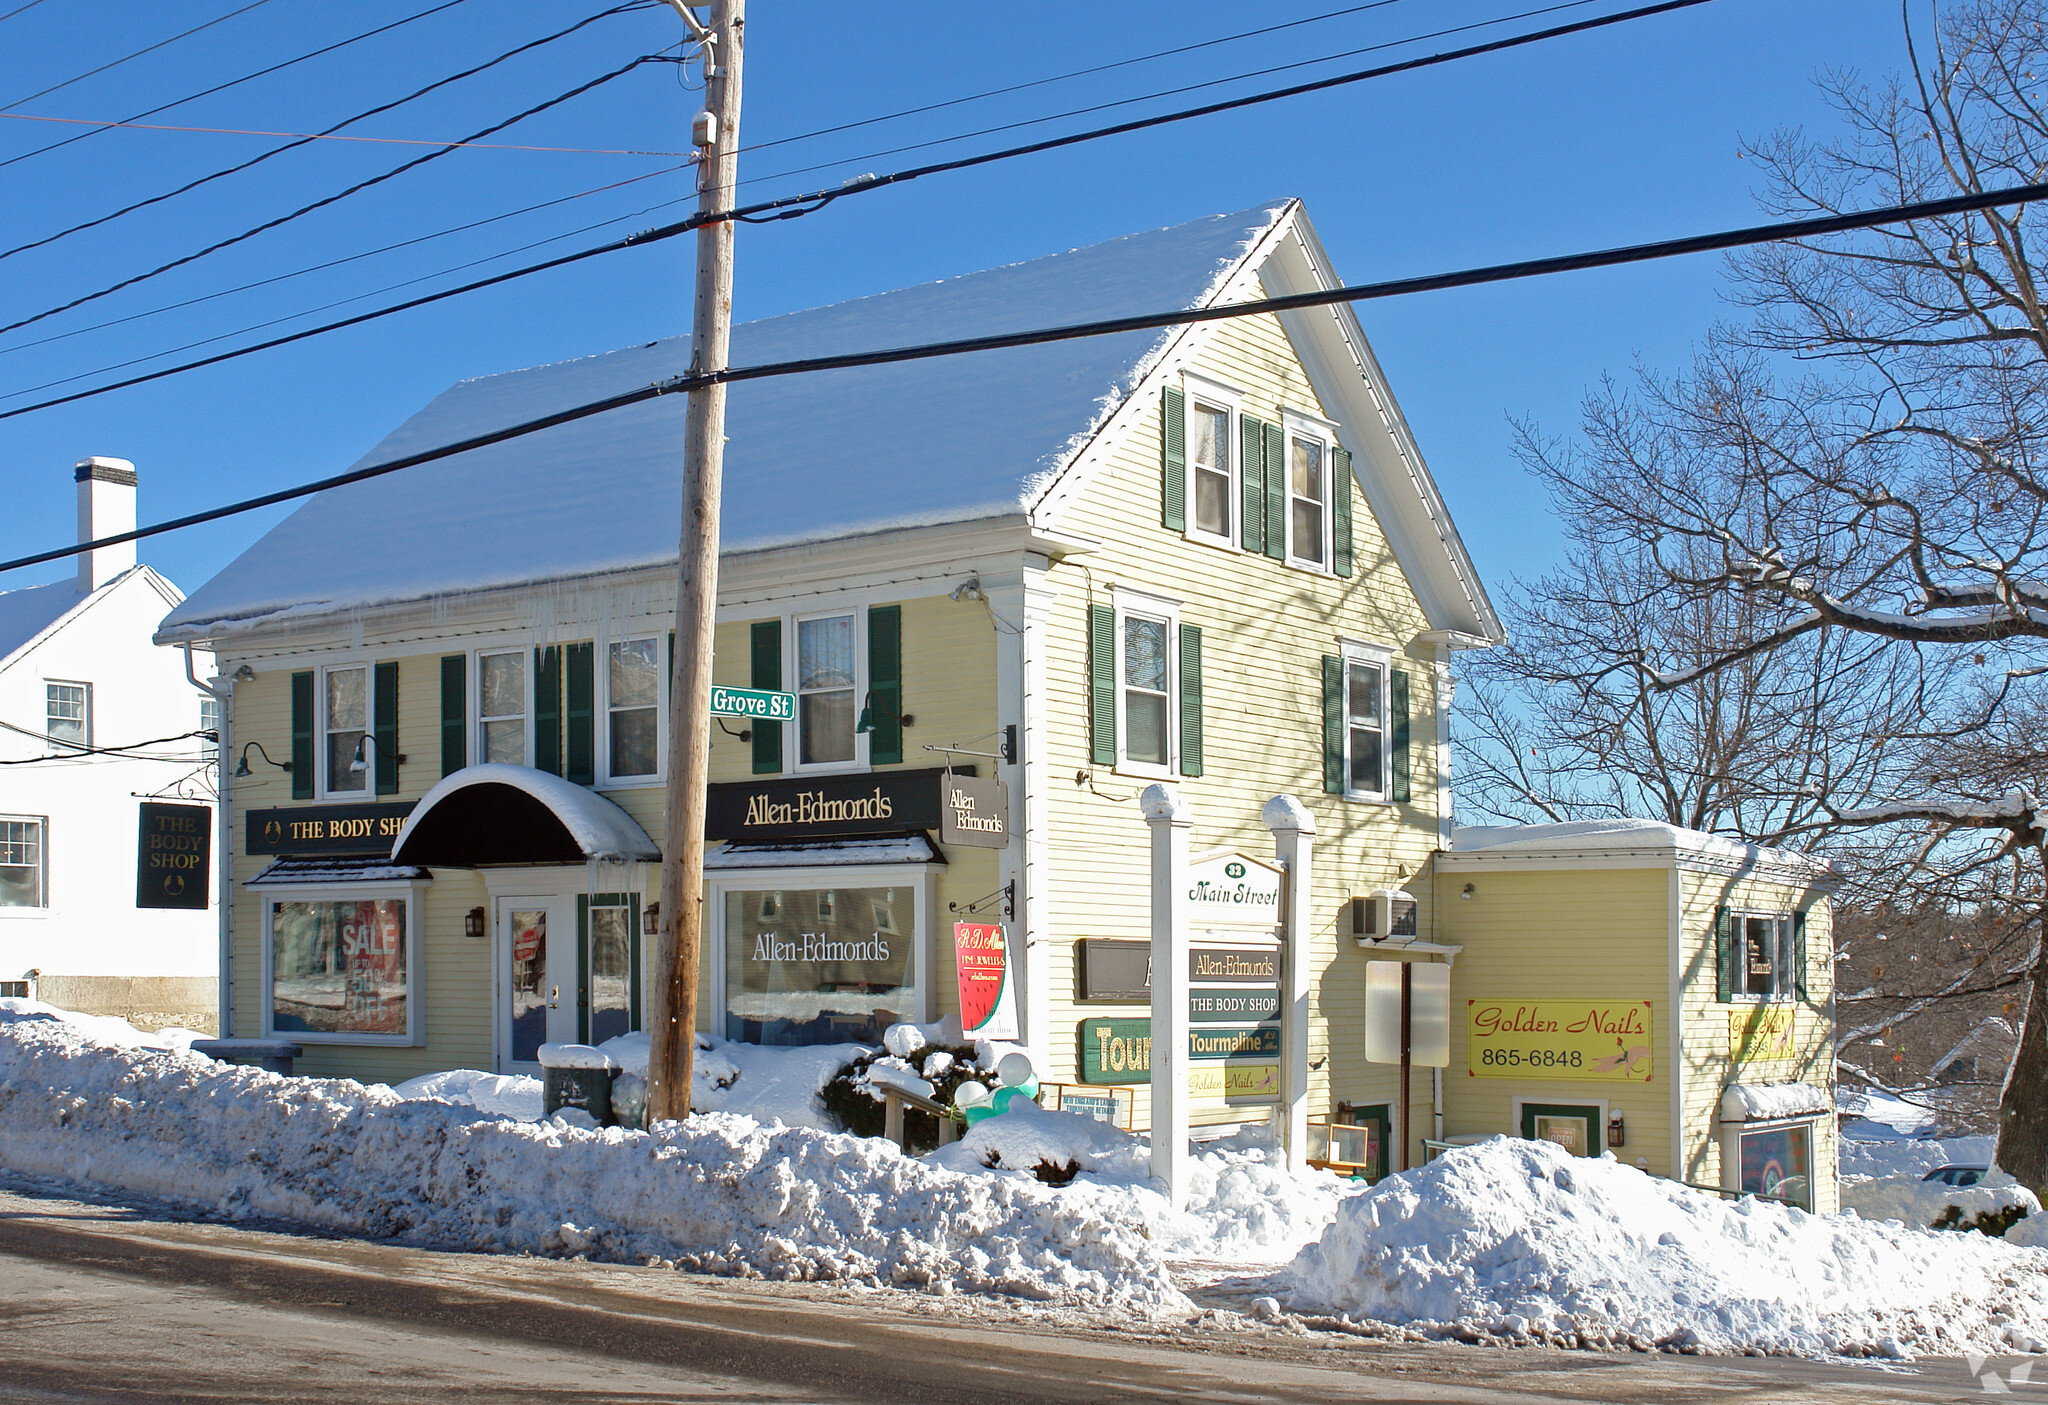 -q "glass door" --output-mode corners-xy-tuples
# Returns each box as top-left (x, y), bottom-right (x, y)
(500, 895), (577, 1073)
